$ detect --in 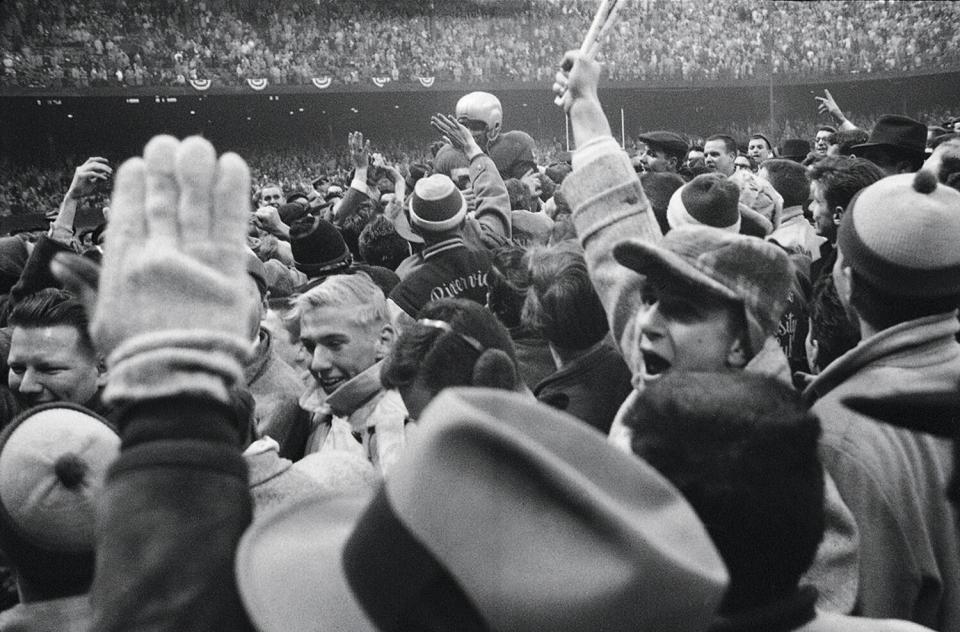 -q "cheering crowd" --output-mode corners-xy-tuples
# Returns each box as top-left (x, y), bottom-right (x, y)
(2, 0), (960, 88)
(3, 25), (960, 632)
